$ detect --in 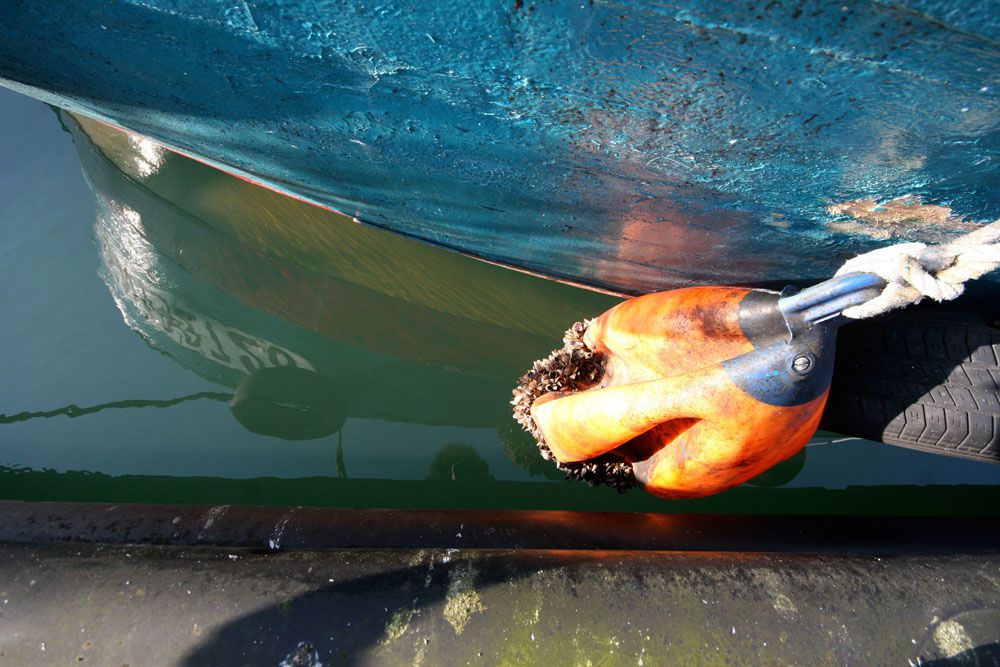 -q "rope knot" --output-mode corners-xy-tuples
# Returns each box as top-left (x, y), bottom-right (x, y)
(833, 224), (1000, 319)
